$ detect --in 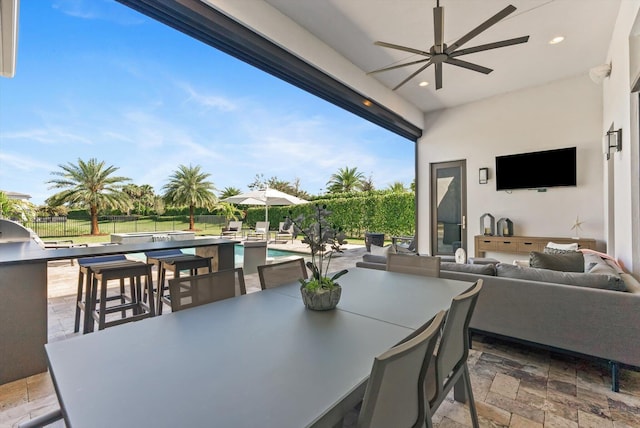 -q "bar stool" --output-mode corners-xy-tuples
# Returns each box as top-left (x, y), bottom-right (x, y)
(156, 254), (213, 315)
(74, 255), (130, 334)
(144, 249), (185, 299)
(91, 261), (155, 330)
